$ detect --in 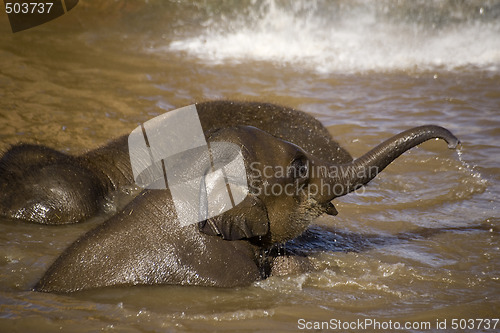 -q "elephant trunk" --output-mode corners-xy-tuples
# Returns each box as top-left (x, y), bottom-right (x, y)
(323, 125), (459, 199)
